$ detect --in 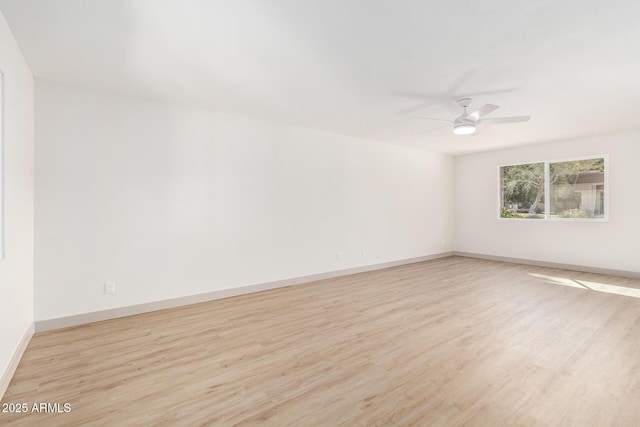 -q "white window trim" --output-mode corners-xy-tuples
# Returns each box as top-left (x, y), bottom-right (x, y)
(497, 154), (609, 223)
